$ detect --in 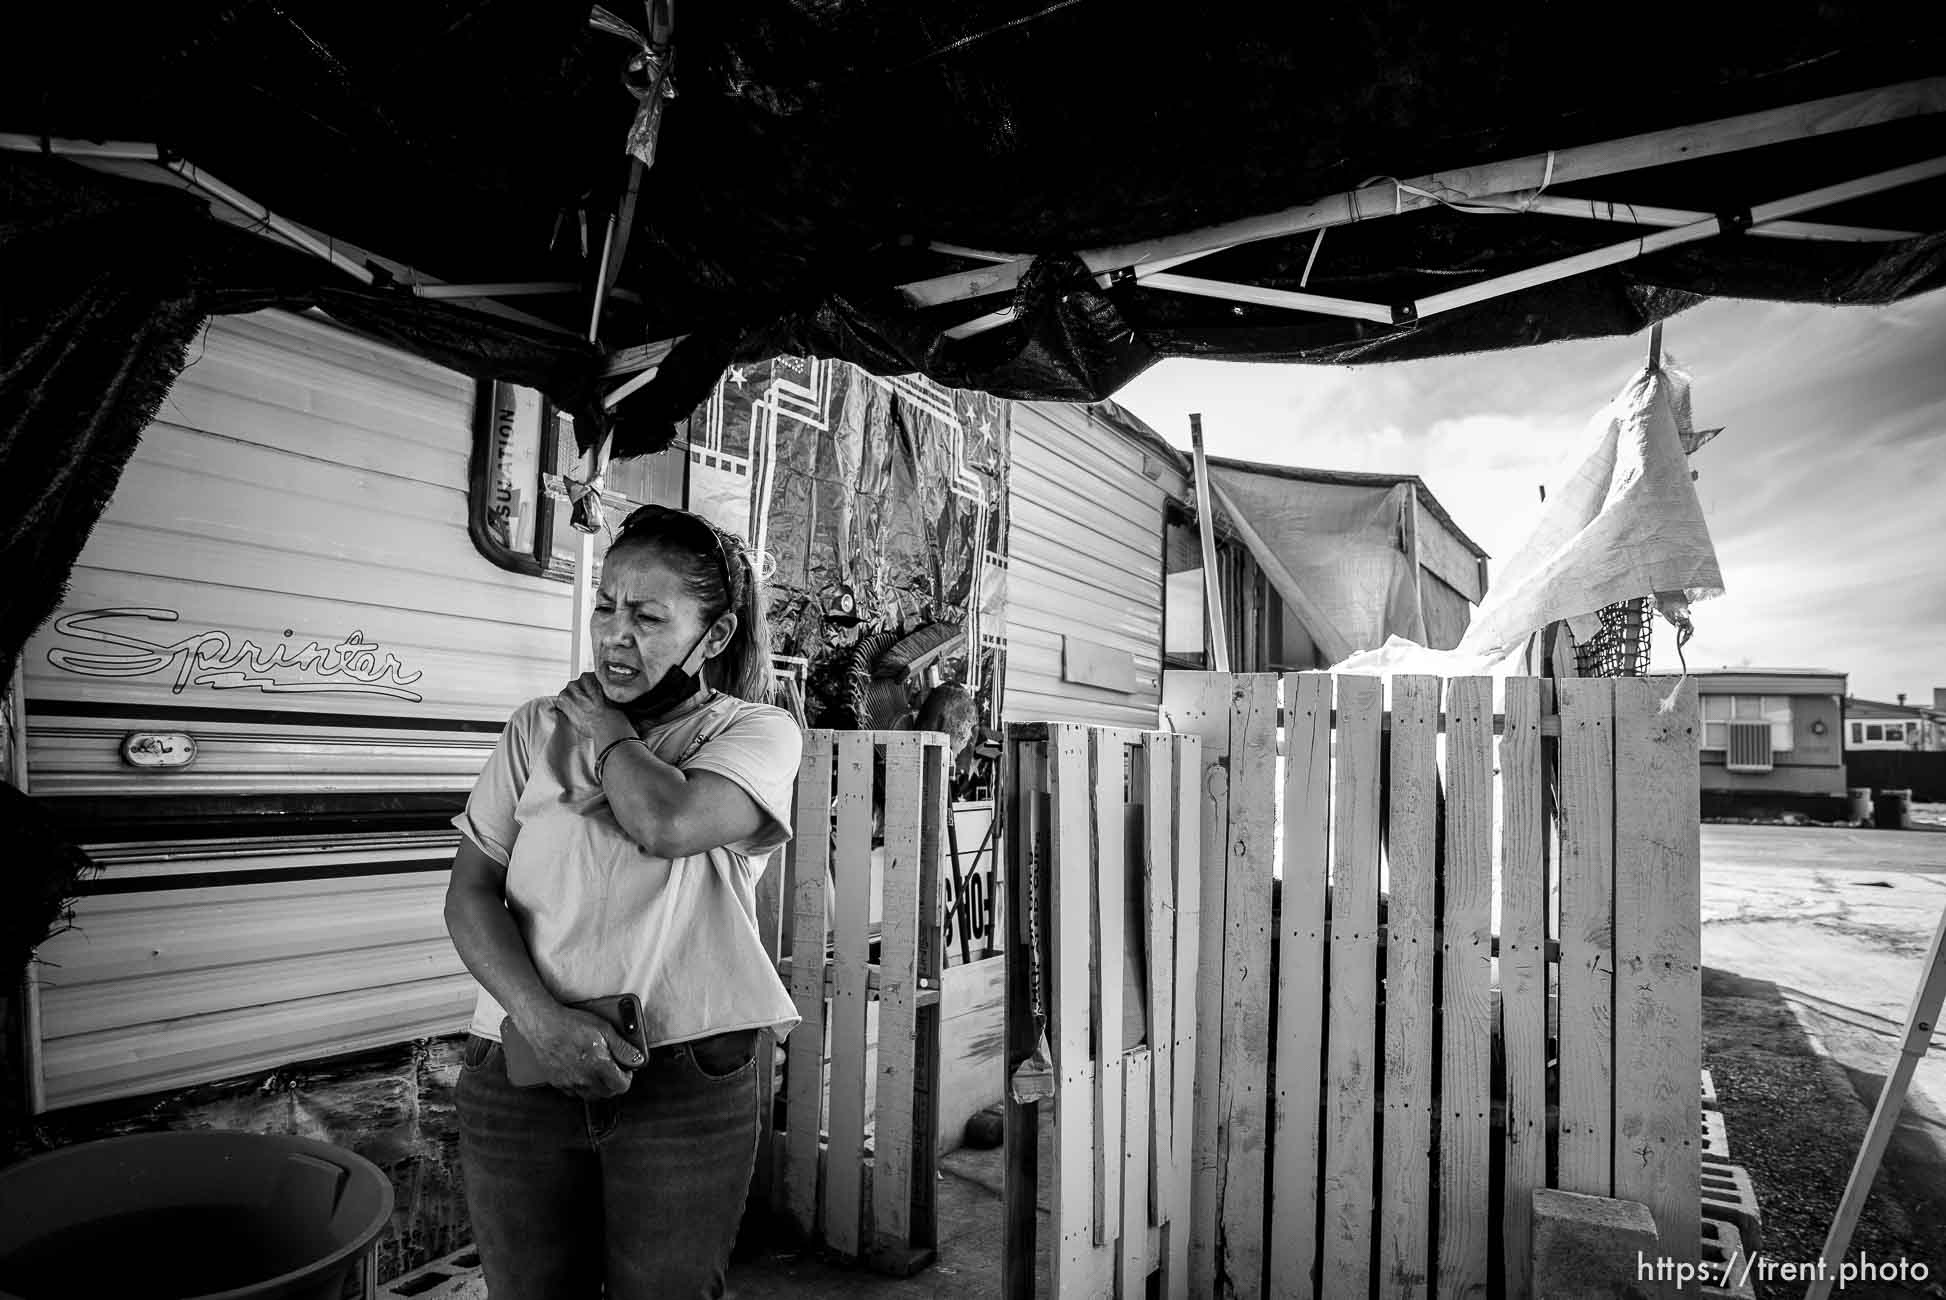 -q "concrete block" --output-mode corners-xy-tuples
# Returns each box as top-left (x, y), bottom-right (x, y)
(1697, 1216), (1754, 1299)
(1532, 1188), (1661, 1300)
(1701, 1107), (1731, 1161)
(1699, 1161), (1762, 1255)
(380, 1244), (485, 1299)
(1700, 1067), (1718, 1111)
